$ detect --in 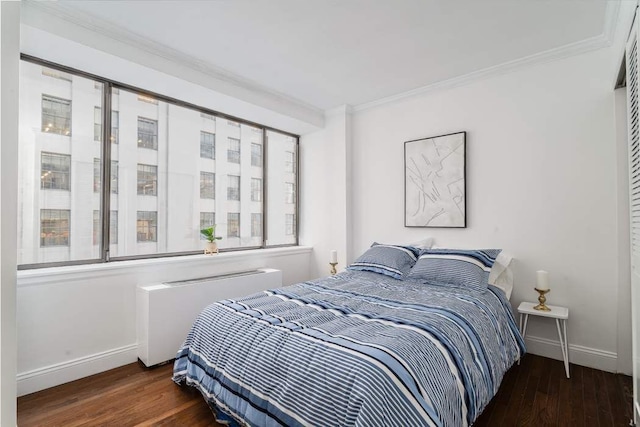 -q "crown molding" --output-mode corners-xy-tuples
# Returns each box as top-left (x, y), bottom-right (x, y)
(354, 1), (621, 113)
(324, 104), (354, 118)
(21, 0), (324, 127)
